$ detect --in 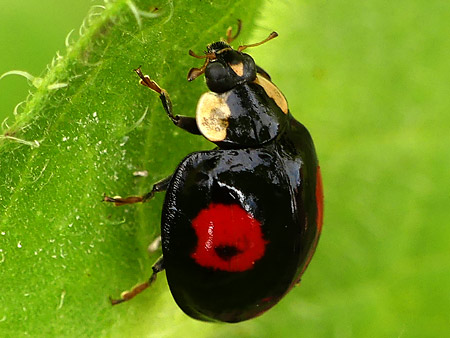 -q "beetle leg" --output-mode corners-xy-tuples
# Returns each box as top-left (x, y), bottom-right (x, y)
(110, 256), (165, 305)
(135, 67), (201, 135)
(103, 175), (172, 206)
